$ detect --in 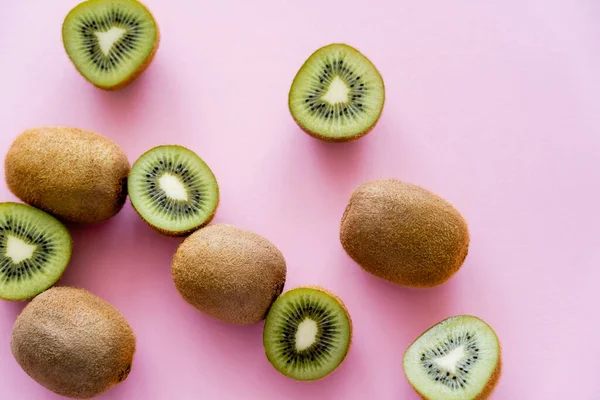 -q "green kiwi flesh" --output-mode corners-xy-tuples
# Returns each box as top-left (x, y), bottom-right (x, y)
(263, 287), (352, 381)
(289, 43), (385, 142)
(403, 315), (502, 400)
(128, 145), (219, 236)
(62, 0), (159, 90)
(0, 203), (72, 301)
